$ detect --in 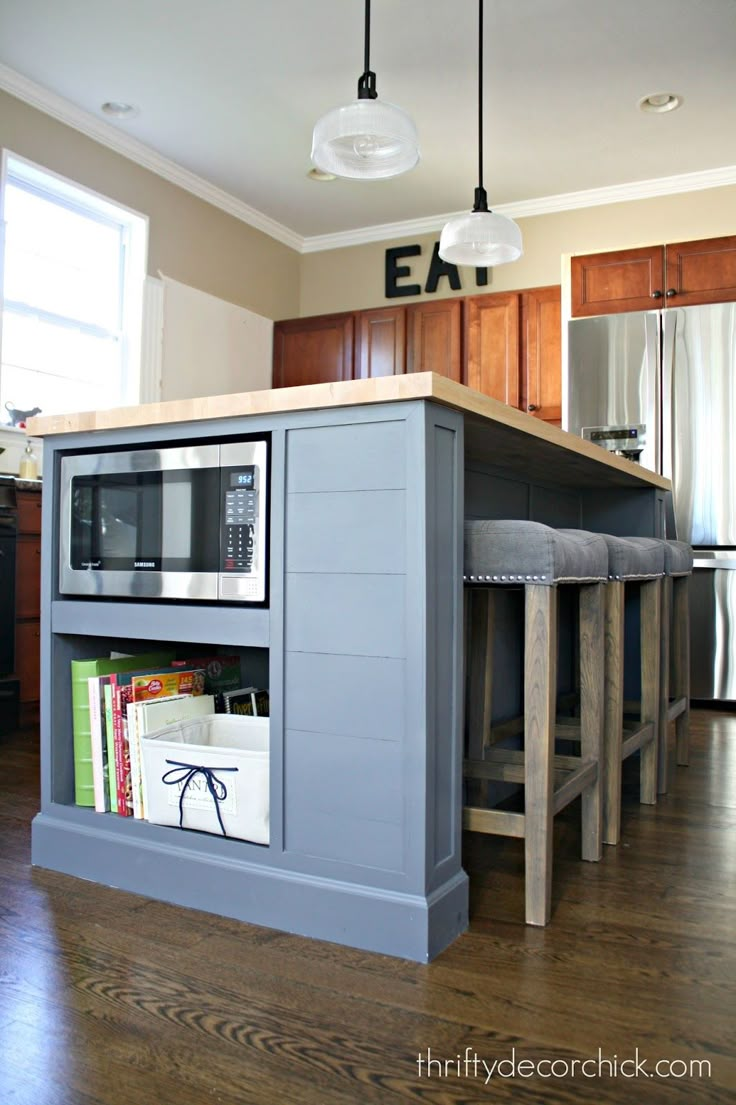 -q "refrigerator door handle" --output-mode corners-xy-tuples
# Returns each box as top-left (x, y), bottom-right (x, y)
(661, 309), (676, 481)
